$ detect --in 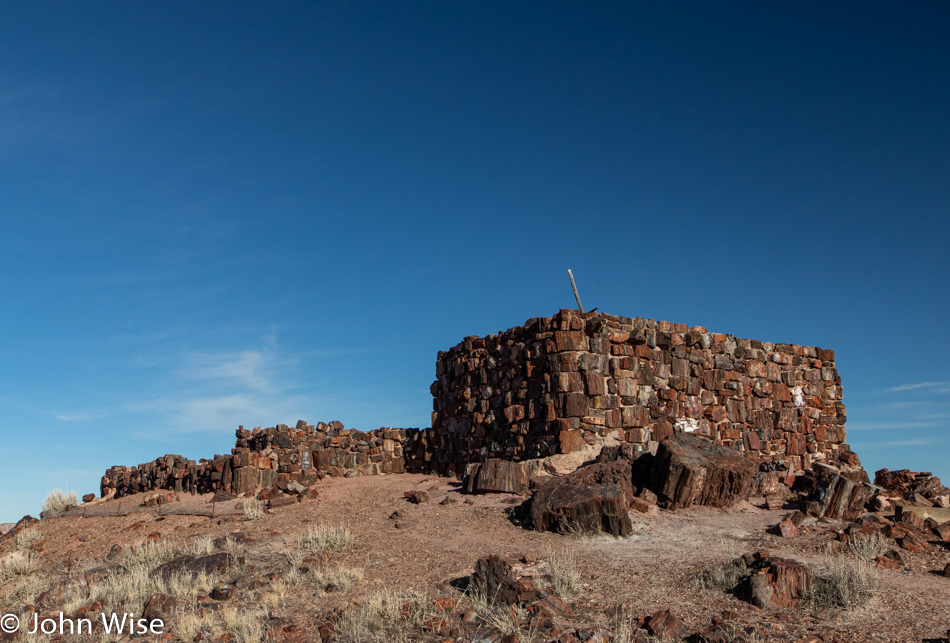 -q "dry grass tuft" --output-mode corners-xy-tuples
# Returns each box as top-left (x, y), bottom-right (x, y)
(0, 551), (40, 584)
(299, 523), (353, 553)
(333, 589), (429, 643)
(173, 609), (217, 642)
(14, 526), (42, 551)
(42, 488), (78, 515)
(846, 533), (889, 561)
(542, 545), (581, 597)
(306, 565), (364, 594)
(465, 588), (541, 643)
(807, 548), (878, 609)
(220, 605), (268, 643)
(699, 557), (747, 594)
